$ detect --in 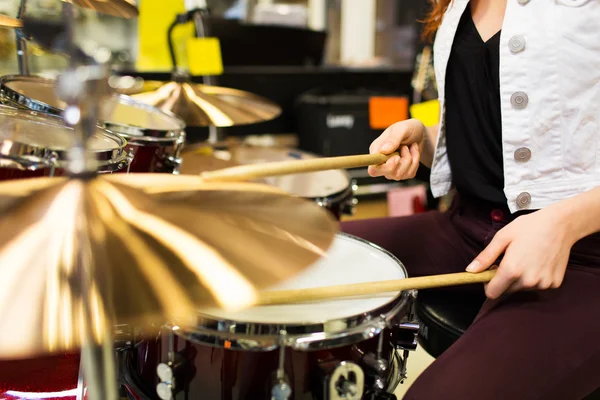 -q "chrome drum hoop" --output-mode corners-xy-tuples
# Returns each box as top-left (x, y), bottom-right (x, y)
(0, 106), (129, 171)
(171, 233), (413, 352)
(0, 75), (61, 114)
(101, 95), (186, 143)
